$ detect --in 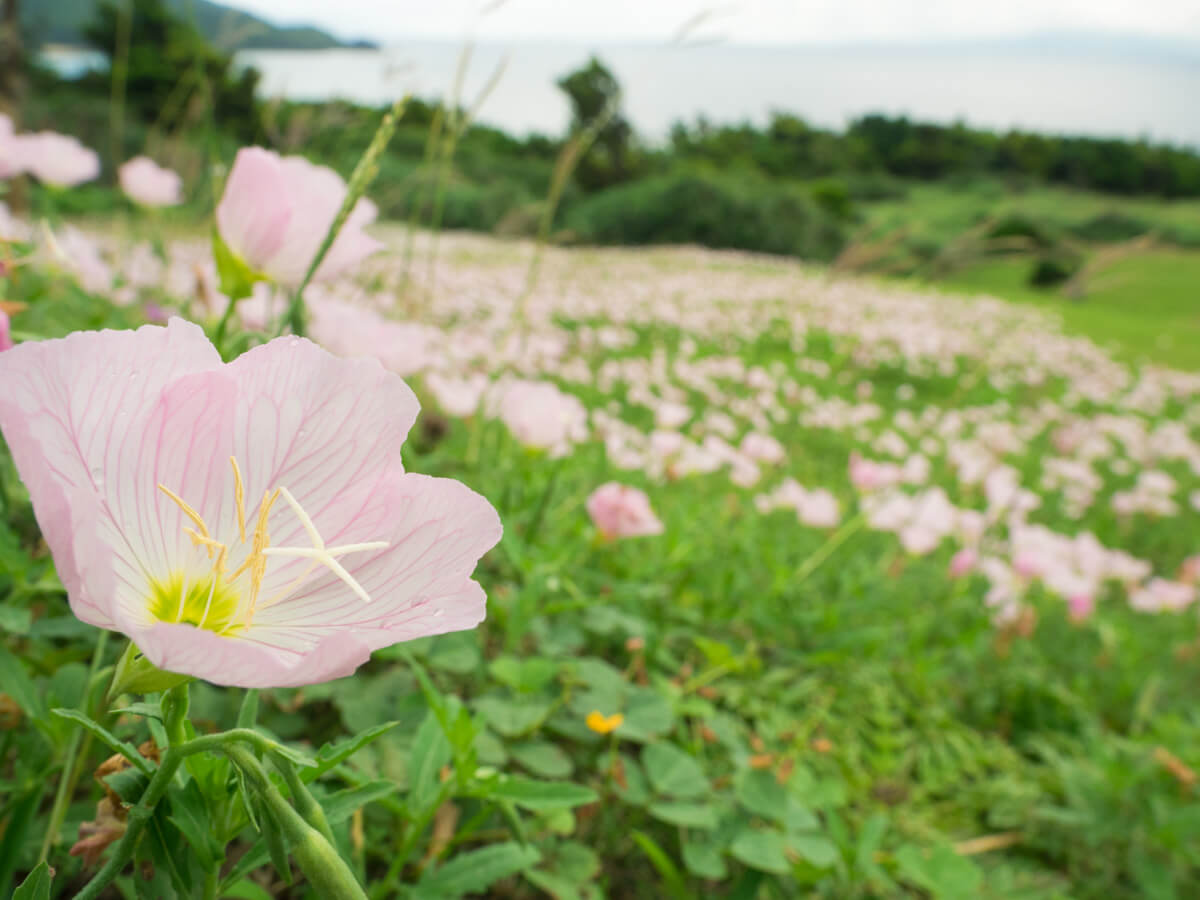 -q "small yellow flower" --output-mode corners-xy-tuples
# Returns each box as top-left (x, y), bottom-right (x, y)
(586, 710), (624, 735)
